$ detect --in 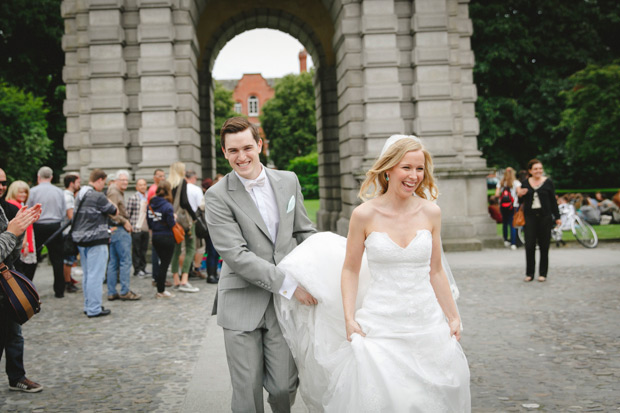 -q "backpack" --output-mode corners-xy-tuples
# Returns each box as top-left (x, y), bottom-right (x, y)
(500, 186), (514, 210)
